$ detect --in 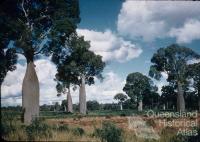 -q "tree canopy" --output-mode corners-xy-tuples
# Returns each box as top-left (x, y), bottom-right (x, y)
(53, 36), (105, 88)
(0, 0), (80, 62)
(123, 72), (157, 101)
(149, 44), (200, 111)
(123, 72), (157, 111)
(149, 44), (200, 84)
(114, 93), (127, 103)
(160, 85), (176, 110)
